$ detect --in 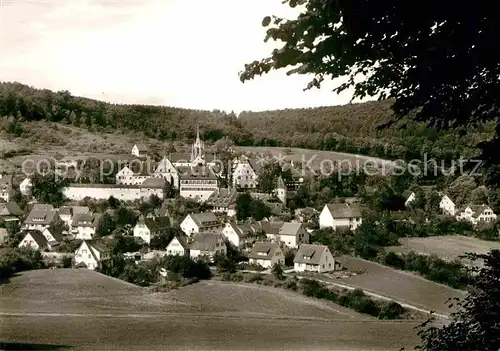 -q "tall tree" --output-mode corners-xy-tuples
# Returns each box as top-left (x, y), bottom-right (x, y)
(240, 1), (500, 162)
